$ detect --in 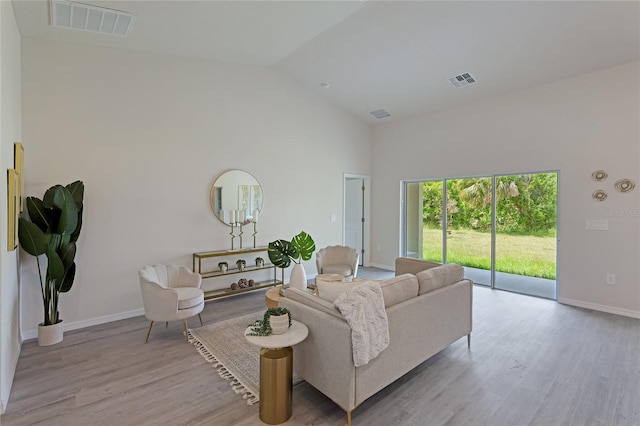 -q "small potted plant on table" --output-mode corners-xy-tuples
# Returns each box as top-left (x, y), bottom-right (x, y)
(248, 307), (292, 336)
